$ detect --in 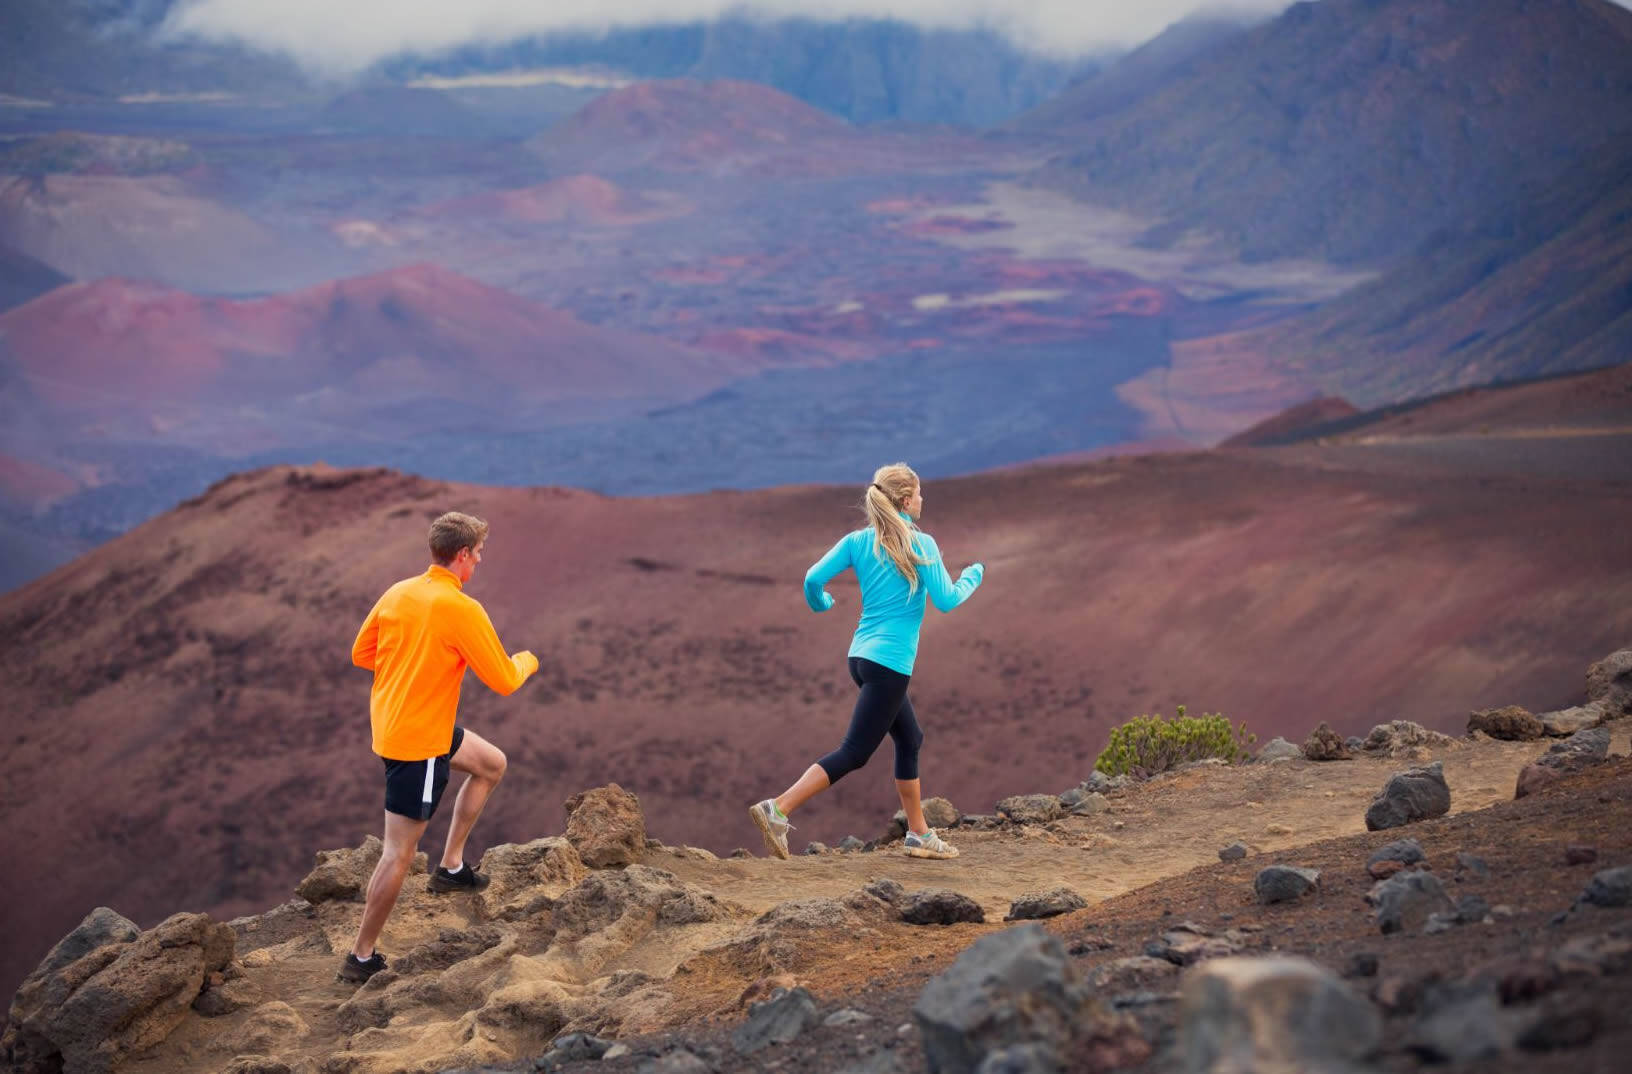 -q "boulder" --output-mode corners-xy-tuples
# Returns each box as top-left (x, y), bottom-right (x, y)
(1519, 725), (1614, 798)
(732, 986), (820, 1054)
(1179, 956), (1381, 1074)
(1370, 870), (1456, 934)
(1466, 705), (1545, 741)
(1254, 866), (1320, 905)
(1146, 924), (1244, 966)
(1408, 990), (1518, 1062)
(706, 898), (862, 977)
(1538, 703), (1608, 737)
(838, 835), (867, 852)
(901, 890), (986, 926)
(1217, 842), (1248, 863)
(1364, 762), (1450, 831)
(1255, 737), (1303, 762)
(1581, 866), (1632, 908)
(1068, 792), (1110, 816)
(913, 924), (1145, 1074)
(1004, 889), (1088, 922)
(1361, 720), (1455, 755)
(2, 911), (234, 1074)
(1367, 838), (1426, 868)
(1515, 762), (1564, 799)
(1087, 956), (1181, 994)
(1586, 648), (1632, 717)
(1301, 723), (1350, 761)
(923, 797), (961, 829)
(564, 784), (647, 868)
(475, 836), (588, 920)
(995, 795), (1063, 825)
(295, 835), (427, 903)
